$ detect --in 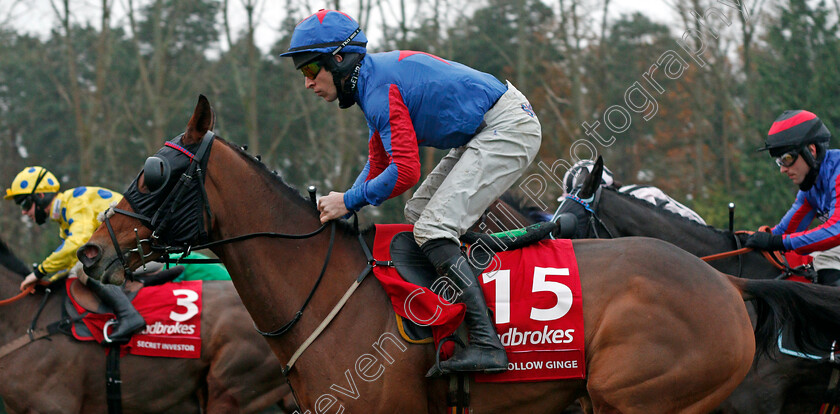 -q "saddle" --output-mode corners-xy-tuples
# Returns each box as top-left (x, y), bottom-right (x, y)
(389, 221), (557, 341)
(64, 279), (141, 339)
(68, 279), (142, 314)
(64, 267), (184, 340)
